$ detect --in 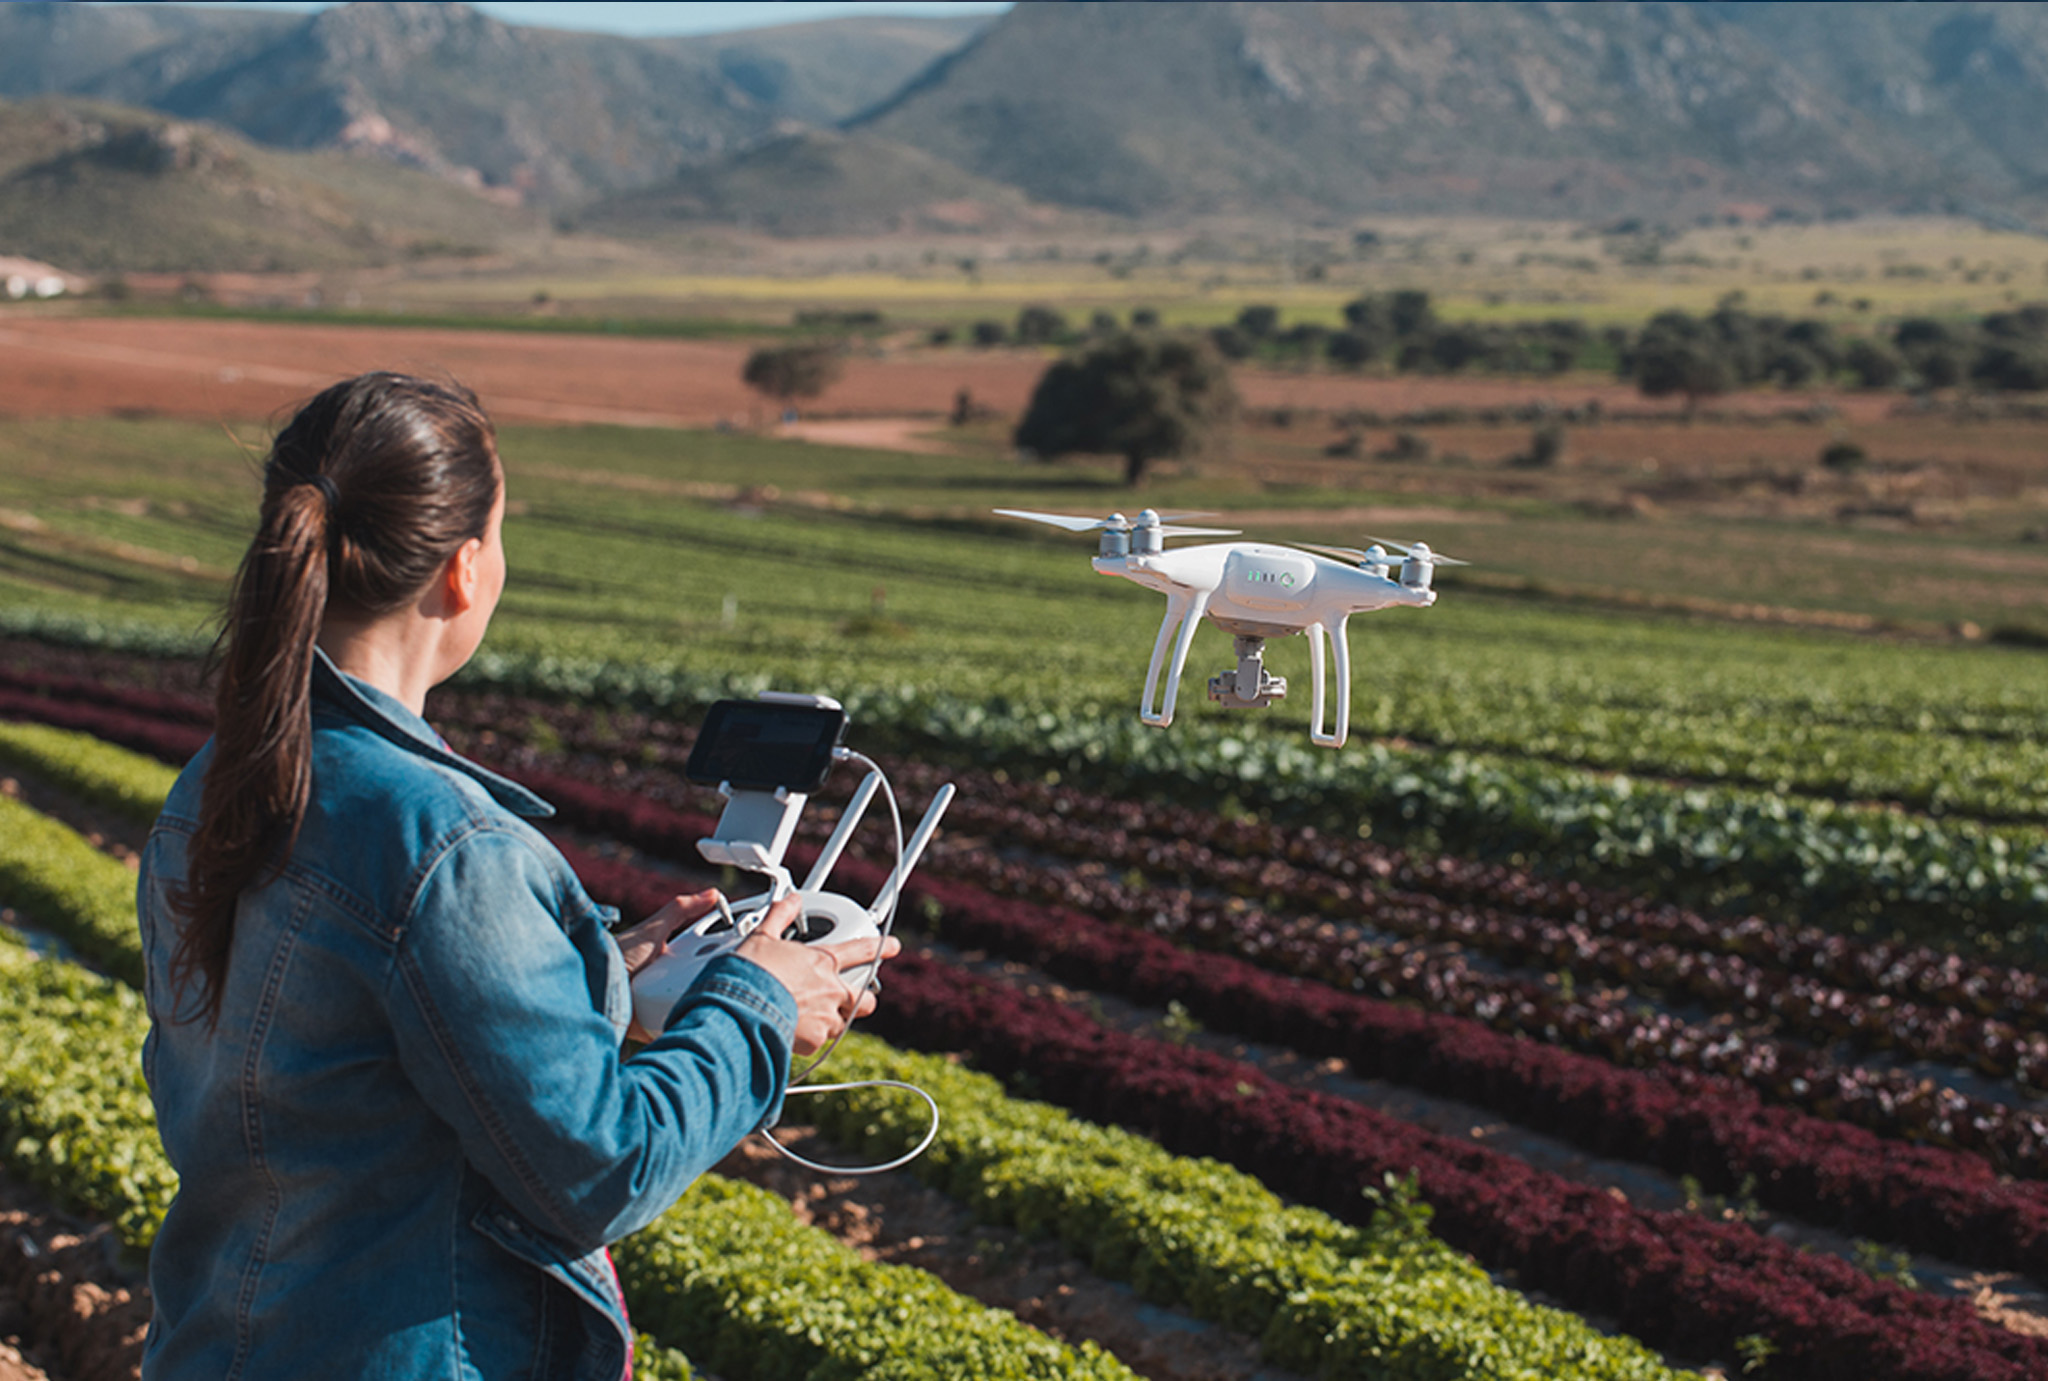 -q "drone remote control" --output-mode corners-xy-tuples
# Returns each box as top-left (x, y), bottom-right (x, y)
(629, 693), (953, 1037)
